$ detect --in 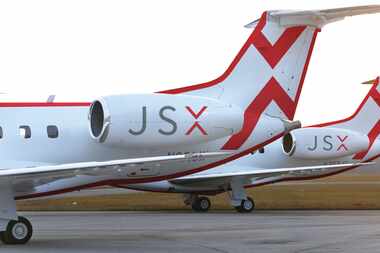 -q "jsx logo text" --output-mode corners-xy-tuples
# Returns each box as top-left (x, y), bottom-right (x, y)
(307, 135), (348, 152)
(128, 106), (208, 136)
